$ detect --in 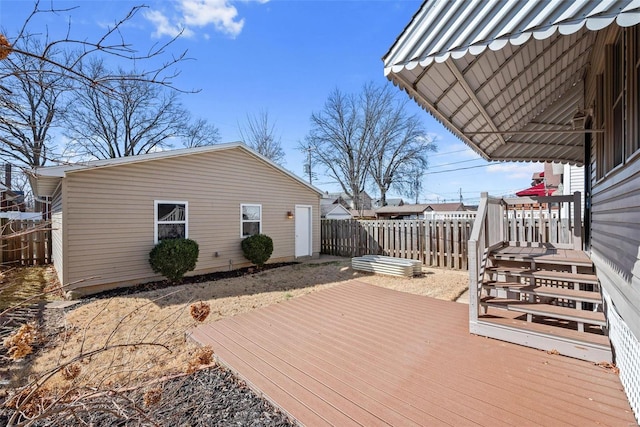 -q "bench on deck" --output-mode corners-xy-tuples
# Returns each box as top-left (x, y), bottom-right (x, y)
(351, 255), (422, 278)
